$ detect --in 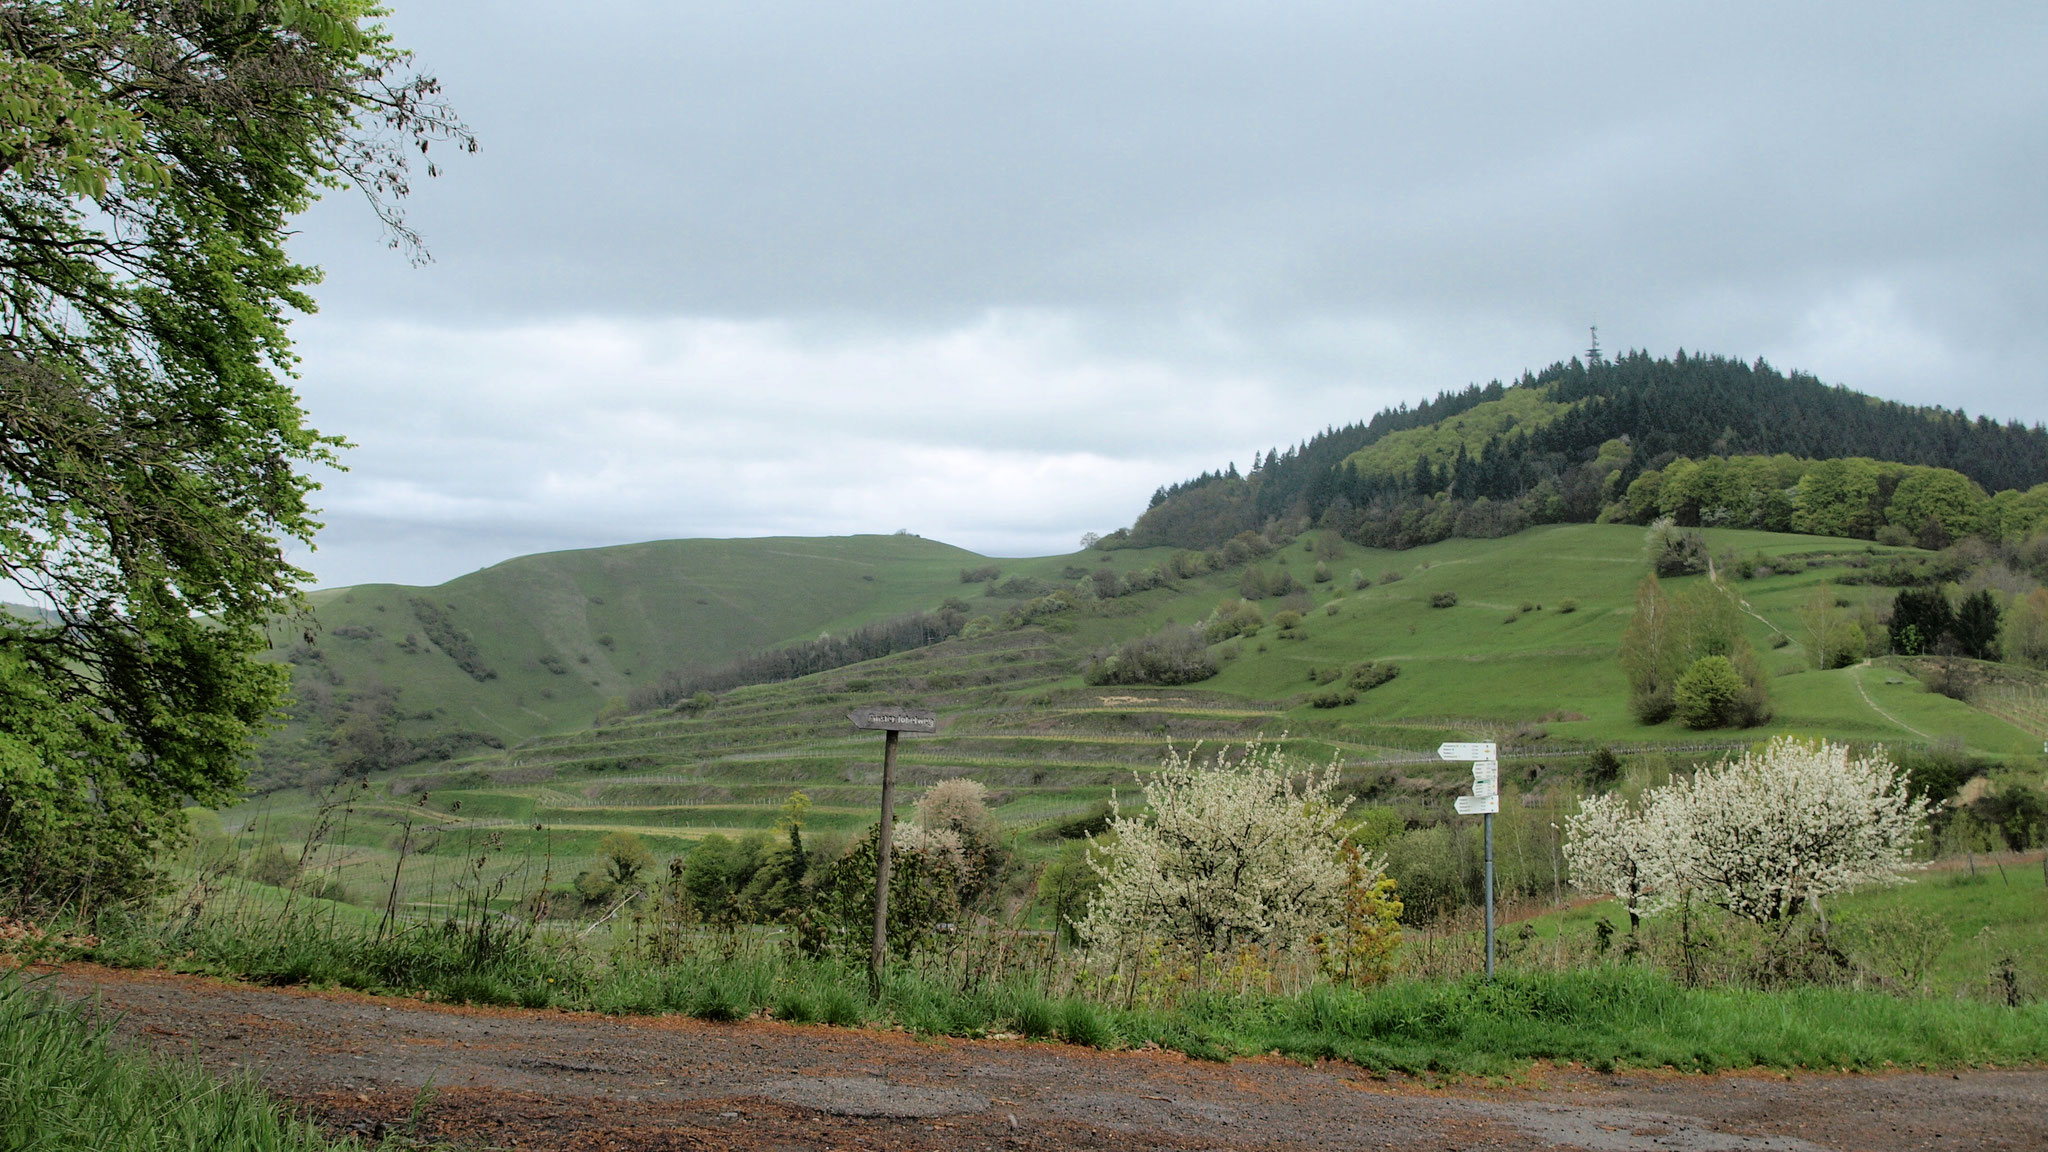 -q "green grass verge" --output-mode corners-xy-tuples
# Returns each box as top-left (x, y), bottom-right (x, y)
(0, 974), (374, 1151)
(74, 911), (2048, 1077)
